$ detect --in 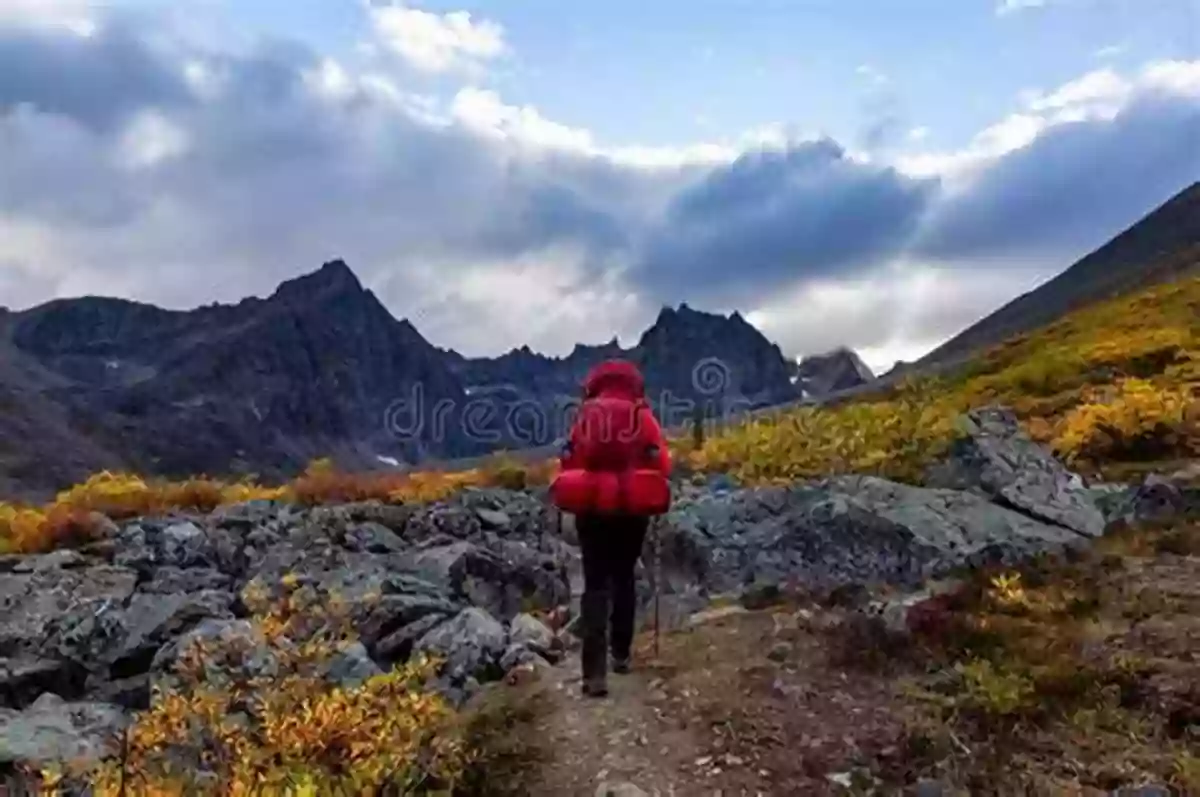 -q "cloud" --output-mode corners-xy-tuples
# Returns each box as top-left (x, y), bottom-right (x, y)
(447, 86), (797, 169)
(856, 64), (889, 86)
(1026, 68), (1130, 114)
(0, 2), (1198, 369)
(0, 10), (667, 342)
(0, 0), (97, 35)
(0, 19), (194, 132)
(115, 109), (190, 169)
(996, 0), (1049, 16)
(1094, 43), (1127, 60)
(367, 1), (507, 75)
(897, 62), (1199, 183)
(633, 140), (939, 307)
(746, 263), (1055, 373)
(915, 62), (1200, 262)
